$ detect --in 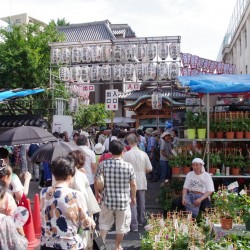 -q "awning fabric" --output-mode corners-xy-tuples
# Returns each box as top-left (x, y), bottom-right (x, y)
(0, 89), (45, 101)
(177, 74), (250, 94)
